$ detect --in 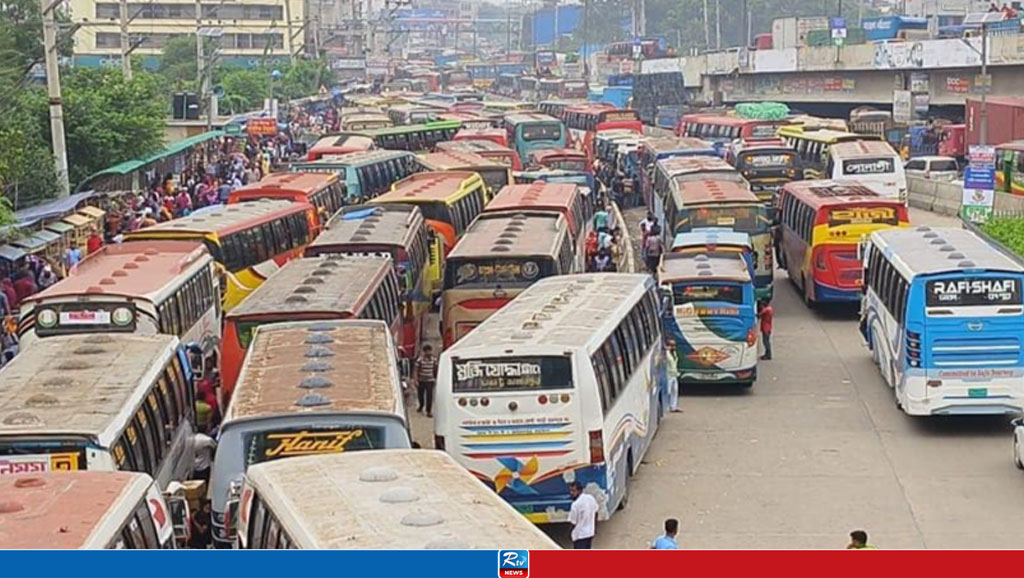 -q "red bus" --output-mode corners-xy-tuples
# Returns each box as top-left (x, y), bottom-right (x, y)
(563, 105), (643, 161)
(435, 139), (523, 170)
(307, 134), (375, 160)
(675, 114), (792, 144)
(528, 147), (590, 172)
(227, 172), (346, 232)
(453, 127), (508, 148)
